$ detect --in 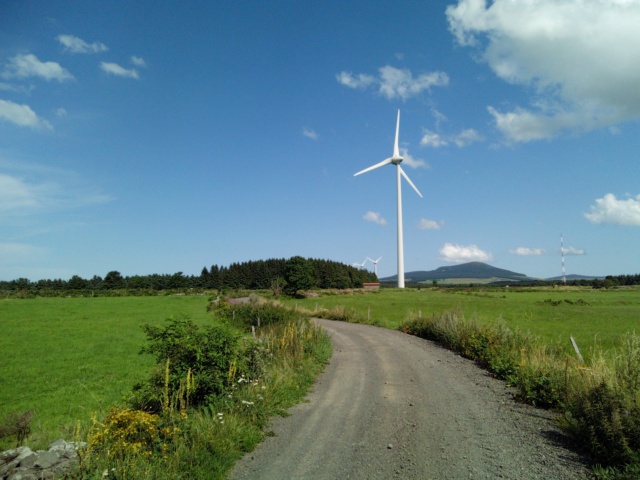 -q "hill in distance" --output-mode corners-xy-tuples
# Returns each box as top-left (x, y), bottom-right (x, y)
(380, 262), (538, 284)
